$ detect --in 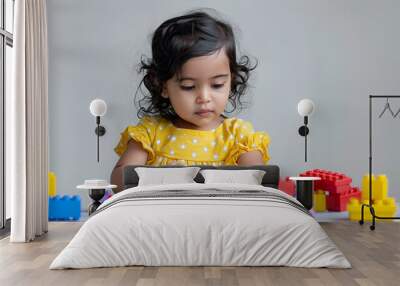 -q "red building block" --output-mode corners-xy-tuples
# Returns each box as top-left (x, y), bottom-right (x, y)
(300, 169), (352, 194)
(278, 177), (295, 197)
(326, 187), (362, 211)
